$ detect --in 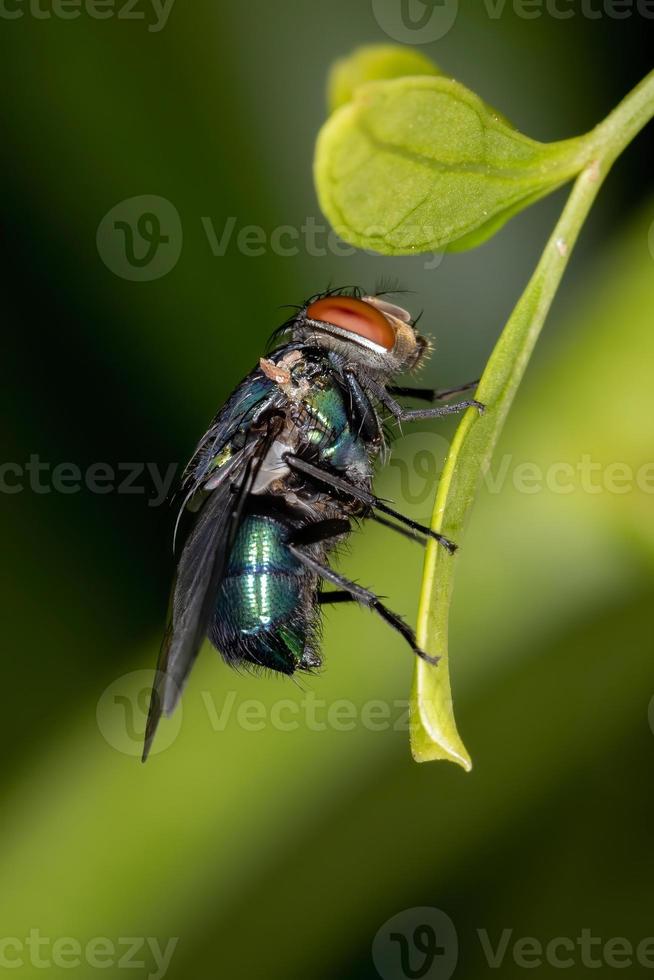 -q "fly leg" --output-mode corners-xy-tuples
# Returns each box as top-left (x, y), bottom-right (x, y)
(387, 379), (480, 402)
(364, 375), (484, 421)
(283, 453), (457, 554)
(374, 381), (485, 422)
(287, 520), (438, 665)
(318, 590), (354, 605)
(371, 513), (427, 545)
